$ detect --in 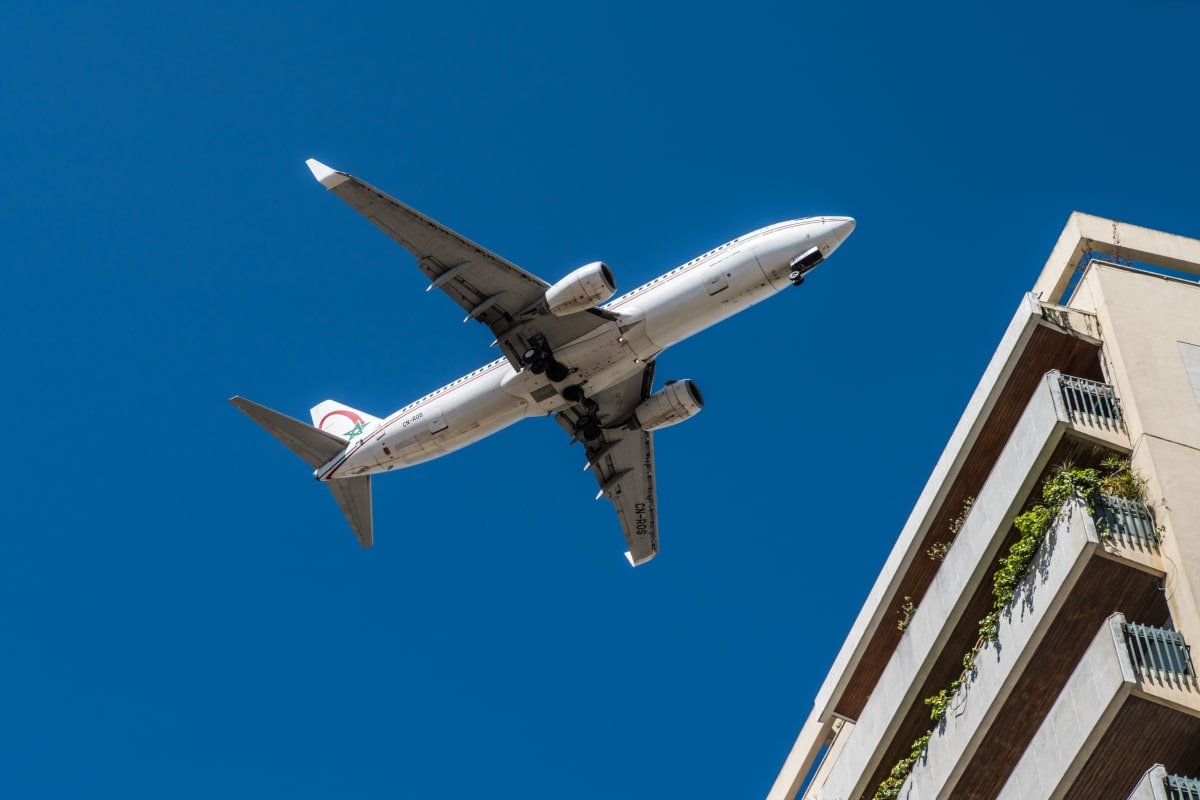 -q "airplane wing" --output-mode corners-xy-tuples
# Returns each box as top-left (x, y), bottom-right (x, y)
(557, 367), (660, 565)
(306, 159), (615, 369)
